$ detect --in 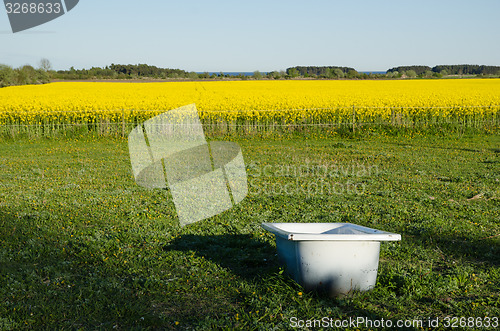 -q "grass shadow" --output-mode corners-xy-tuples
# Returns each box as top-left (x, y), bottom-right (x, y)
(0, 207), (259, 329)
(0, 207), (173, 328)
(163, 234), (279, 280)
(404, 225), (499, 267)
